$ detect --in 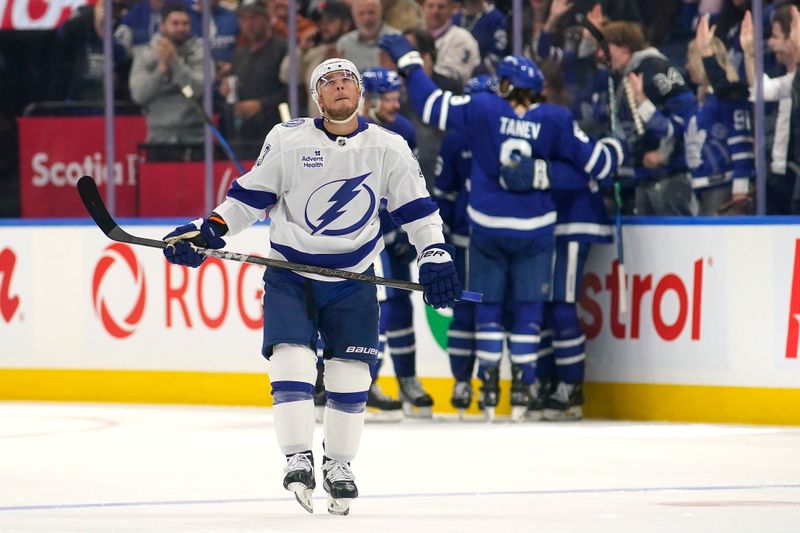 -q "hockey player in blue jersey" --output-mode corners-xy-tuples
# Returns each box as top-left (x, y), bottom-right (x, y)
(380, 35), (624, 419)
(533, 171), (613, 421)
(160, 58), (460, 514)
(682, 14), (754, 215)
(362, 67), (435, 417)
(433, 74), (492, 414)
